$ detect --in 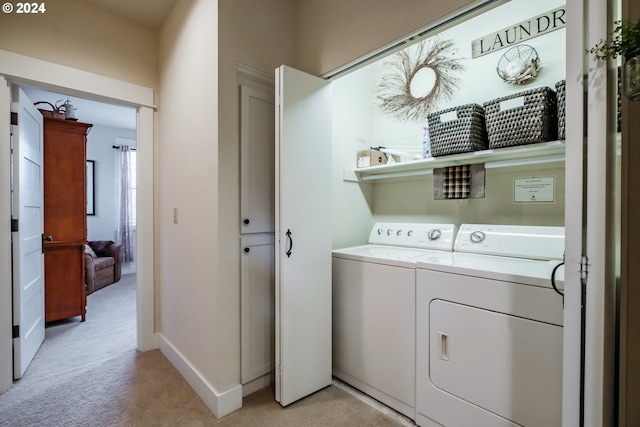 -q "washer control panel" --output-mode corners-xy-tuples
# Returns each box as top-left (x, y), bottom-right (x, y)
(369, 222), (457, 250)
